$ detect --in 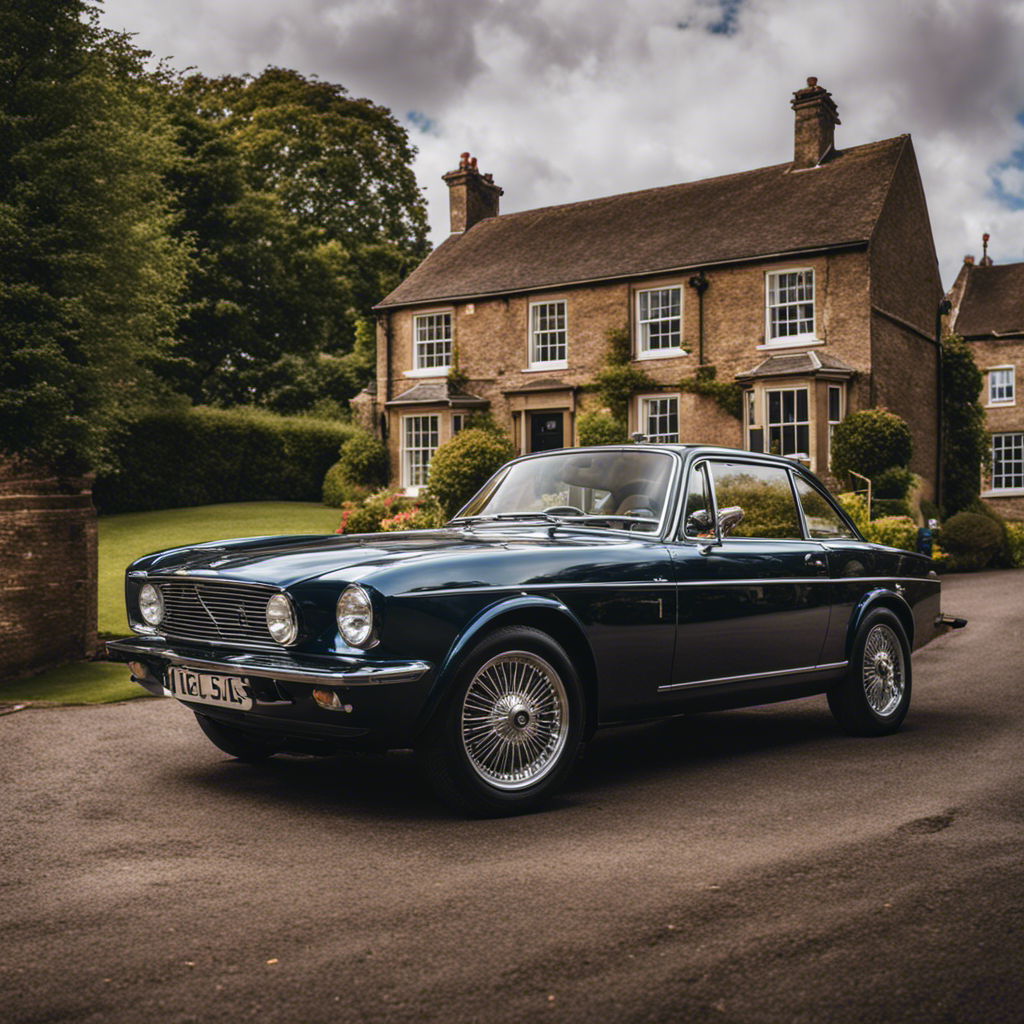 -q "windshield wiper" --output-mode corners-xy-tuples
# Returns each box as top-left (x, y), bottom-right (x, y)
(448, 511), (562, 526)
